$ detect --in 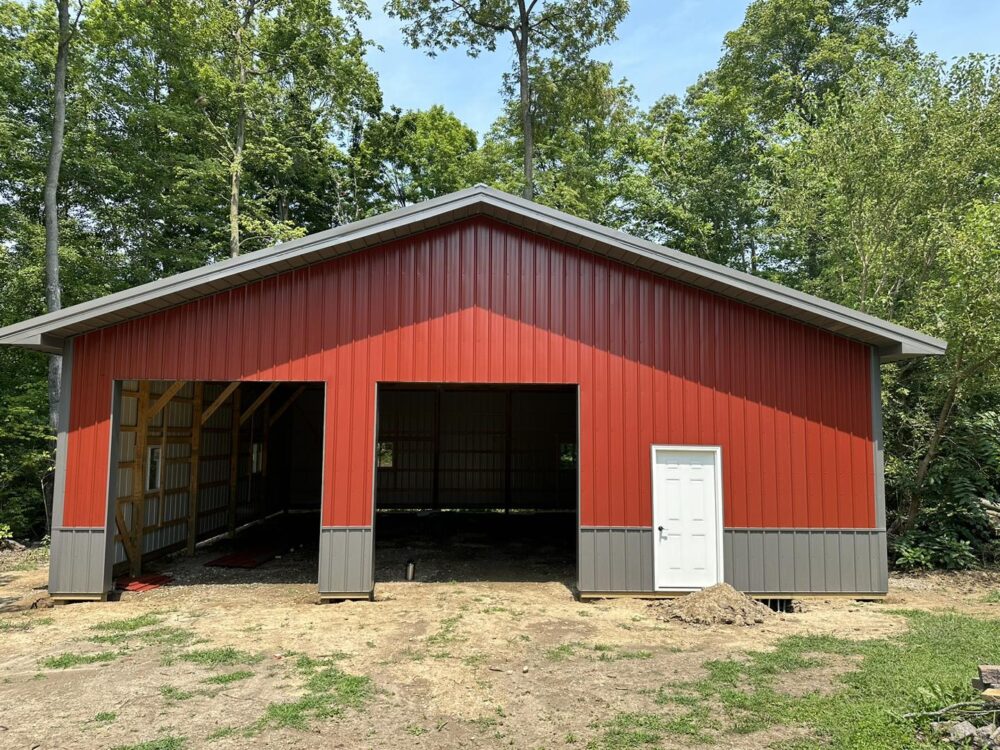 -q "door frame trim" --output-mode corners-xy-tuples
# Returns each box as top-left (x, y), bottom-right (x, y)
(650, 444), (724, 591)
